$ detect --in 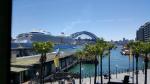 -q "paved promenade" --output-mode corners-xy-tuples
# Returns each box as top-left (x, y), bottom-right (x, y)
(46, 69), (150, 84)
